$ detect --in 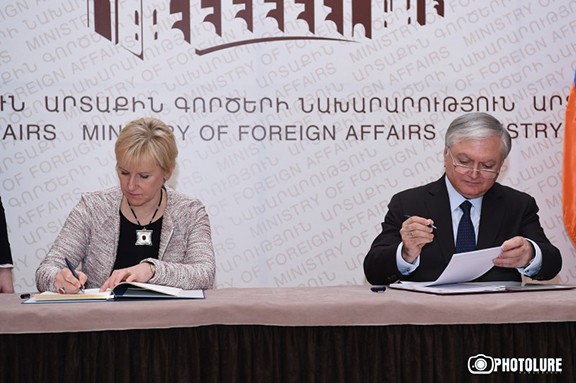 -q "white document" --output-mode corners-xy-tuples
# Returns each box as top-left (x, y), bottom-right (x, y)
(428, 246), (502, 286)
(24, 282), (205, 303)
(389, 281), (575, 295)
(391, 282), (509, 295)
(389, 246), (514, 294)
(389, 247), (576, 295)
(389, 246), (502, 294)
